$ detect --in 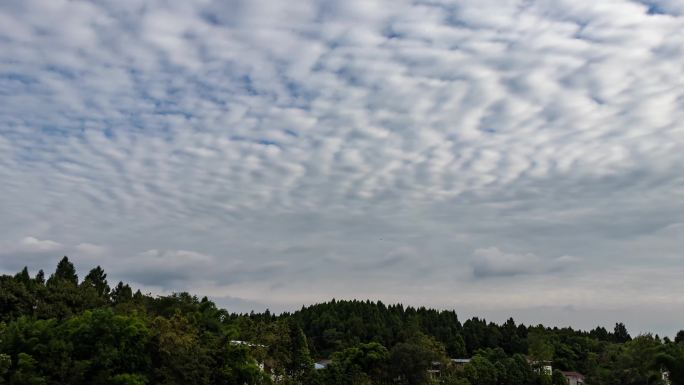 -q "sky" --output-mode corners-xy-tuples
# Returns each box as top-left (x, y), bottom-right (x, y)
(0, 0), (683, 337)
